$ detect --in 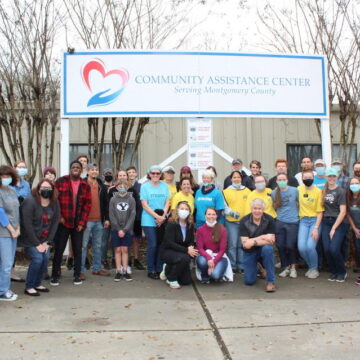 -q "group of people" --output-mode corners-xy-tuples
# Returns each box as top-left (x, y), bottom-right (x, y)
(1, 154), (360, 301)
